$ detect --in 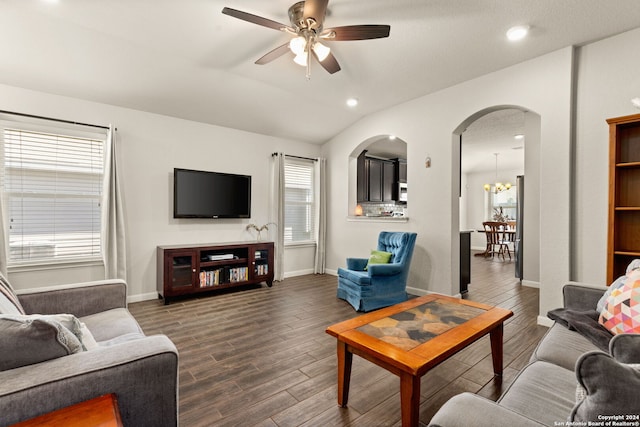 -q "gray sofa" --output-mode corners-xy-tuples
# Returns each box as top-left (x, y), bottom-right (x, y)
(0, 277), (178, 427)
(429, 282), (640, 427)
